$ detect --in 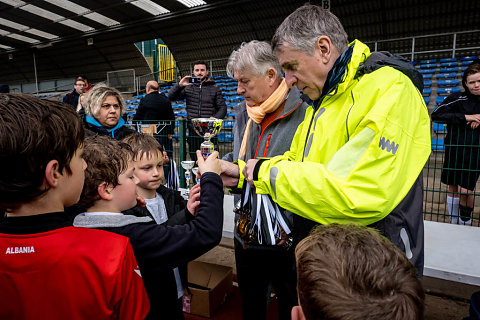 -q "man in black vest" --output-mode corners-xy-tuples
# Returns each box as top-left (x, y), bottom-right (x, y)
(135, 80), (175, 157)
